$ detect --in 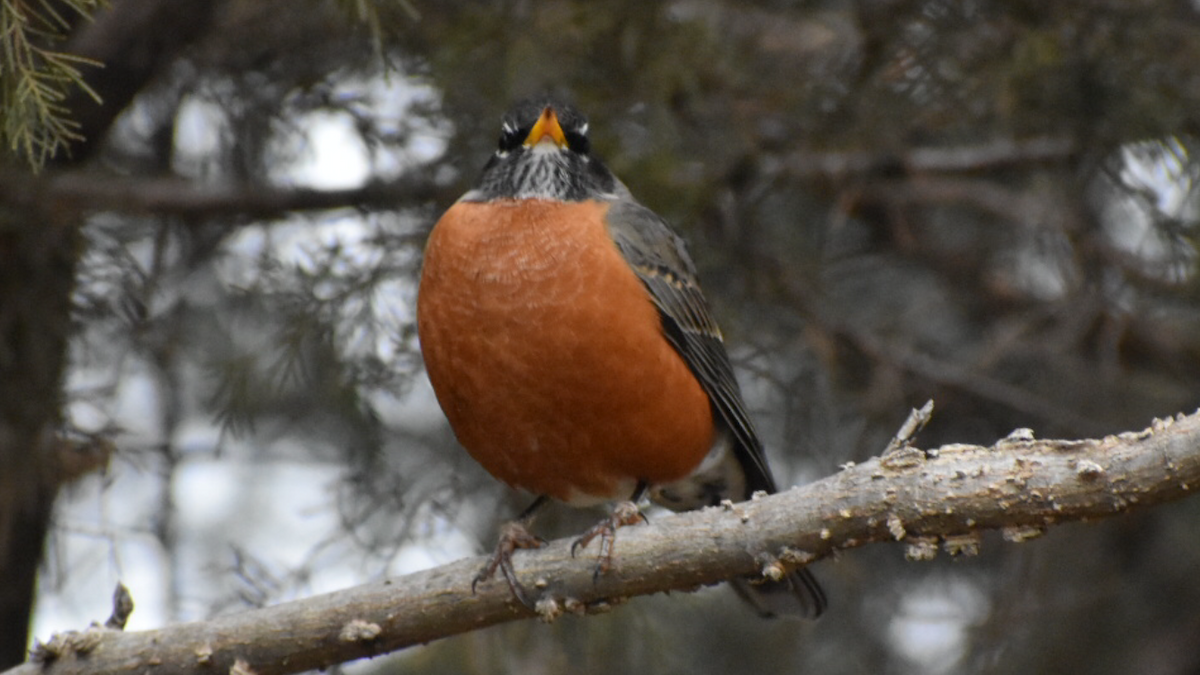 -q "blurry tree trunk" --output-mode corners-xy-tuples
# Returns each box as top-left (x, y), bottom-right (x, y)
(5, 409), (1199, 675)
(0, 208), (78, 667)
(0, 0), (220, 666)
